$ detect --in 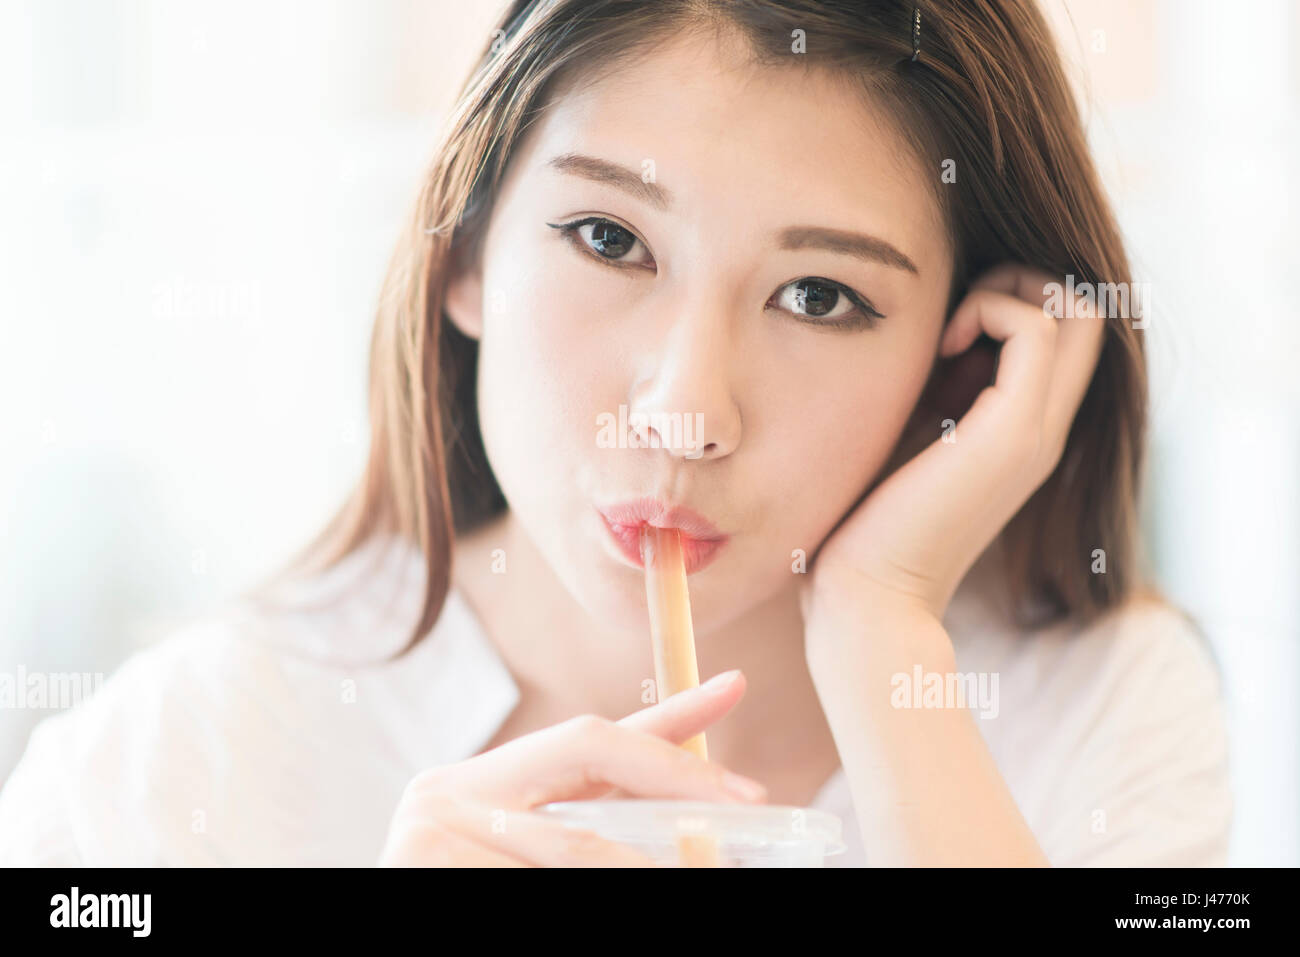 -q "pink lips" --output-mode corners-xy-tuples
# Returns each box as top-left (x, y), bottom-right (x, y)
(596, 496), (728, 575)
